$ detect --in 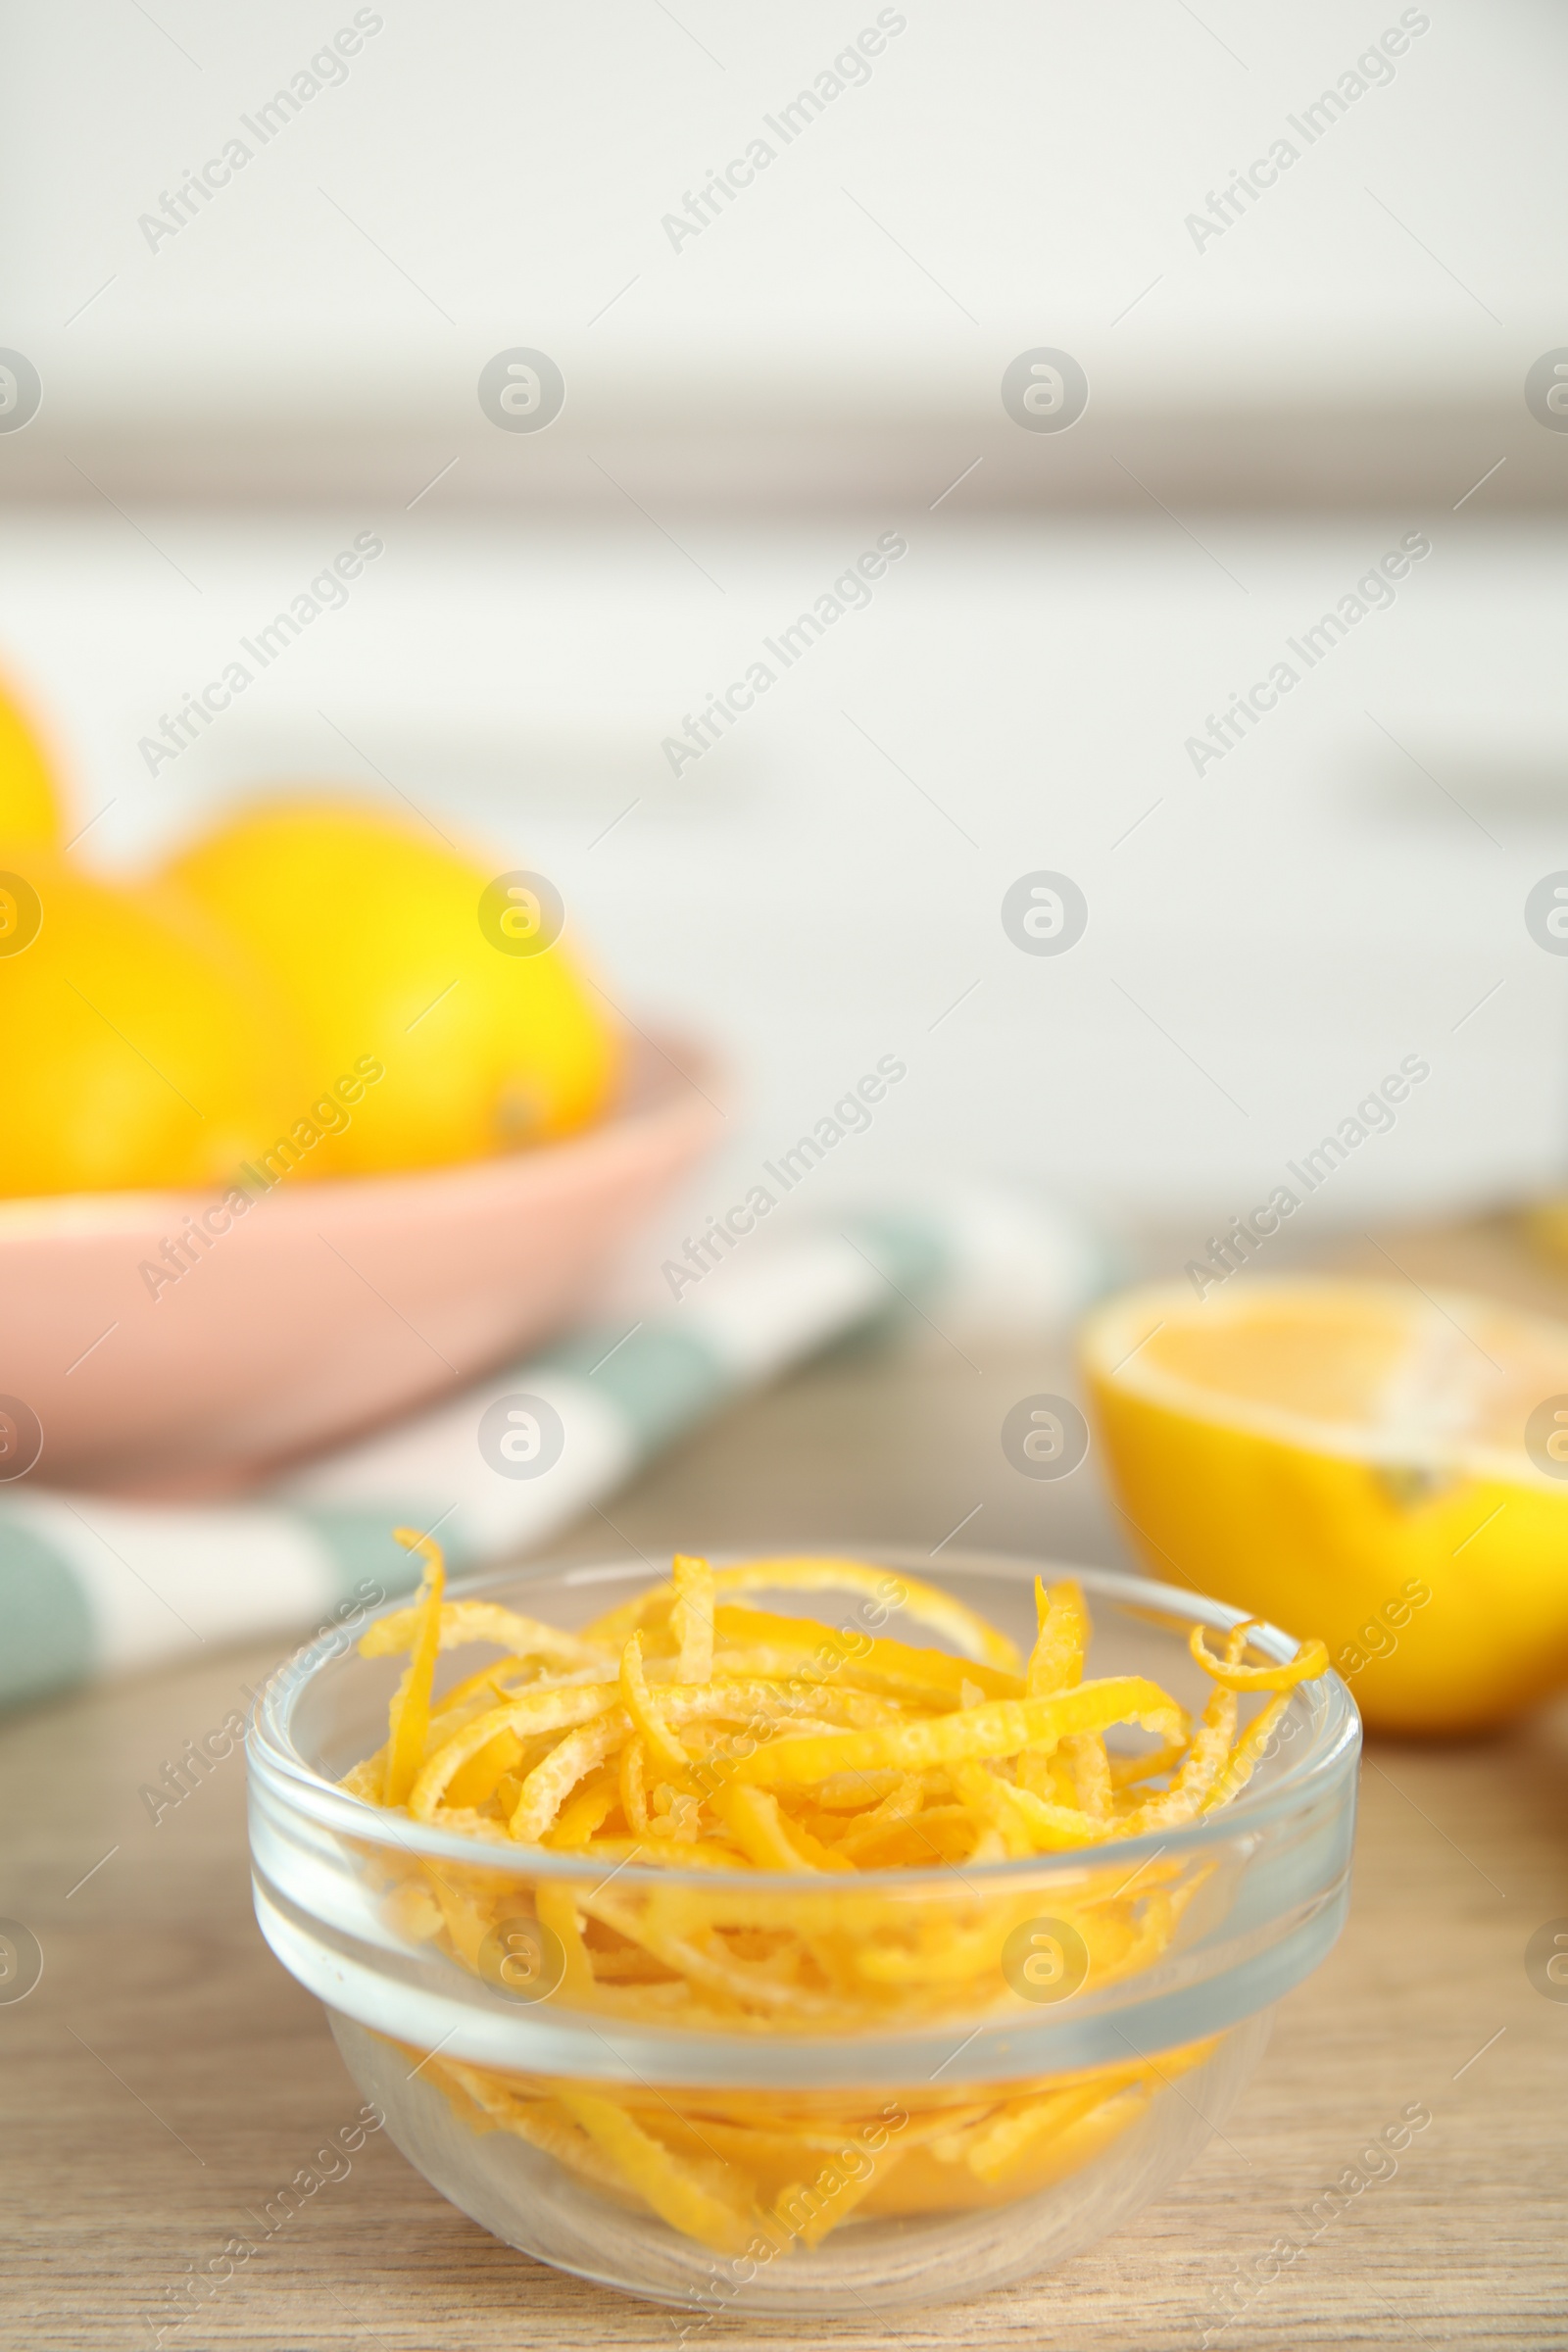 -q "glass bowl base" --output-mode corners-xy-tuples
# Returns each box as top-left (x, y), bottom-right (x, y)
(329, 2008), (1271, 2316)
